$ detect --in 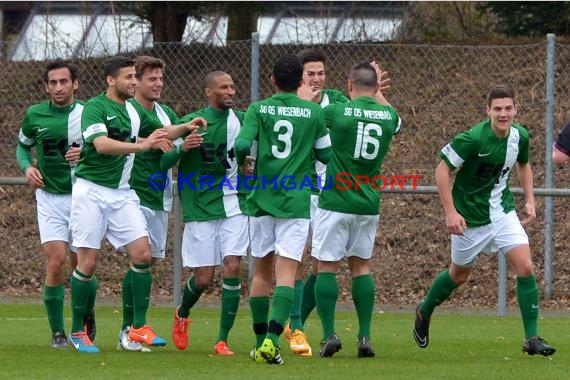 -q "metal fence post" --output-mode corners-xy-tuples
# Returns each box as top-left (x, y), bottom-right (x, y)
(251, 32), (260, 103)
(248, 32), (260, 282)
(544, 33), (556, 300)
(172, 180), (182, 306)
